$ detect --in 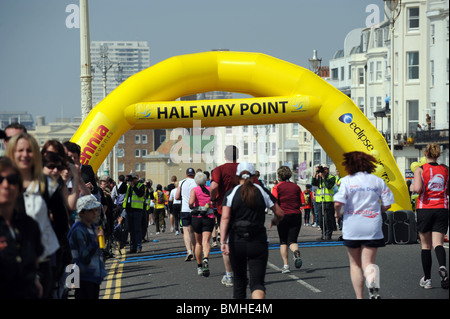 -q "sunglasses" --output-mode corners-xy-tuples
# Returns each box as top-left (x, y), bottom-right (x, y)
(45, 163), (64, 171)
(0, 174), (20, 186)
